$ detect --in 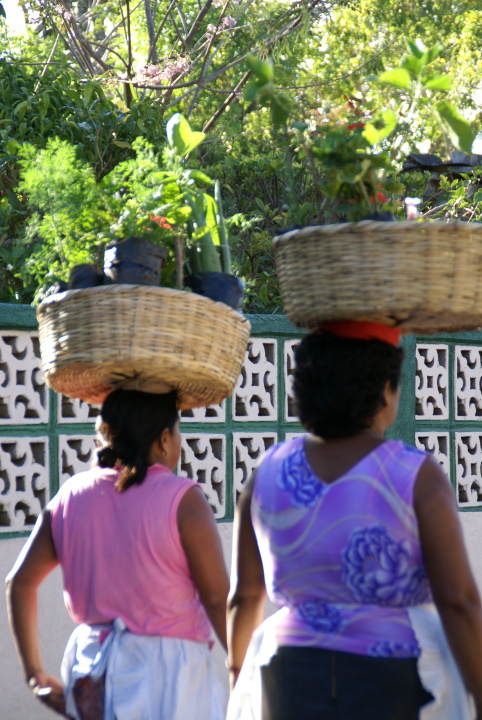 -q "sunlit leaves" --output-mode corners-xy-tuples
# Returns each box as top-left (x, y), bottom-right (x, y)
(435, 101), (474, 153)
(166, 113), (205, 157)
